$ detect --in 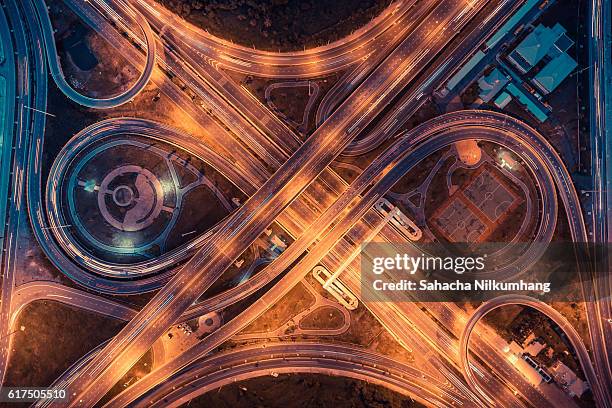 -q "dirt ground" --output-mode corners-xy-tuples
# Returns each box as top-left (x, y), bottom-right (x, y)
(4, 301), (125, 388)
(155, 0), (393, 52)
(186, 373), (425, 408)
